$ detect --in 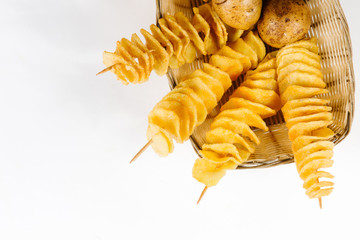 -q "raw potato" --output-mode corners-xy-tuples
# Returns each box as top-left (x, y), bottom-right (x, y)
(257, 0), (311, 48)
(212, 0), (262, 30)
